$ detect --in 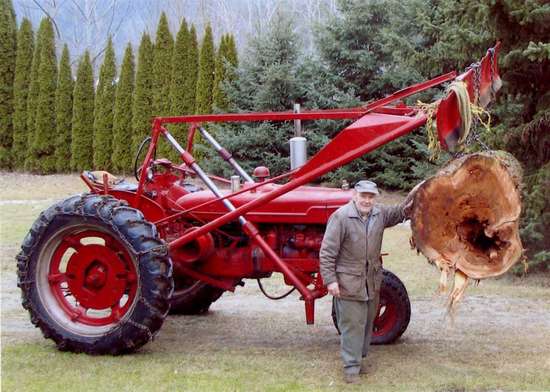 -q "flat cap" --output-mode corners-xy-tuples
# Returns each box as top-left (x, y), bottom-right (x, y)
(354, 180), (379, 195)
